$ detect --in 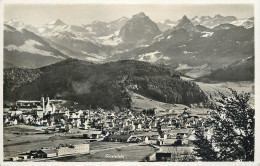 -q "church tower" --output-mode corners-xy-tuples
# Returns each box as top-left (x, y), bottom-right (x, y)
(41, 95), (45, 113)
(46, 96), (50, 105)
(45, 95), (51, 114)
